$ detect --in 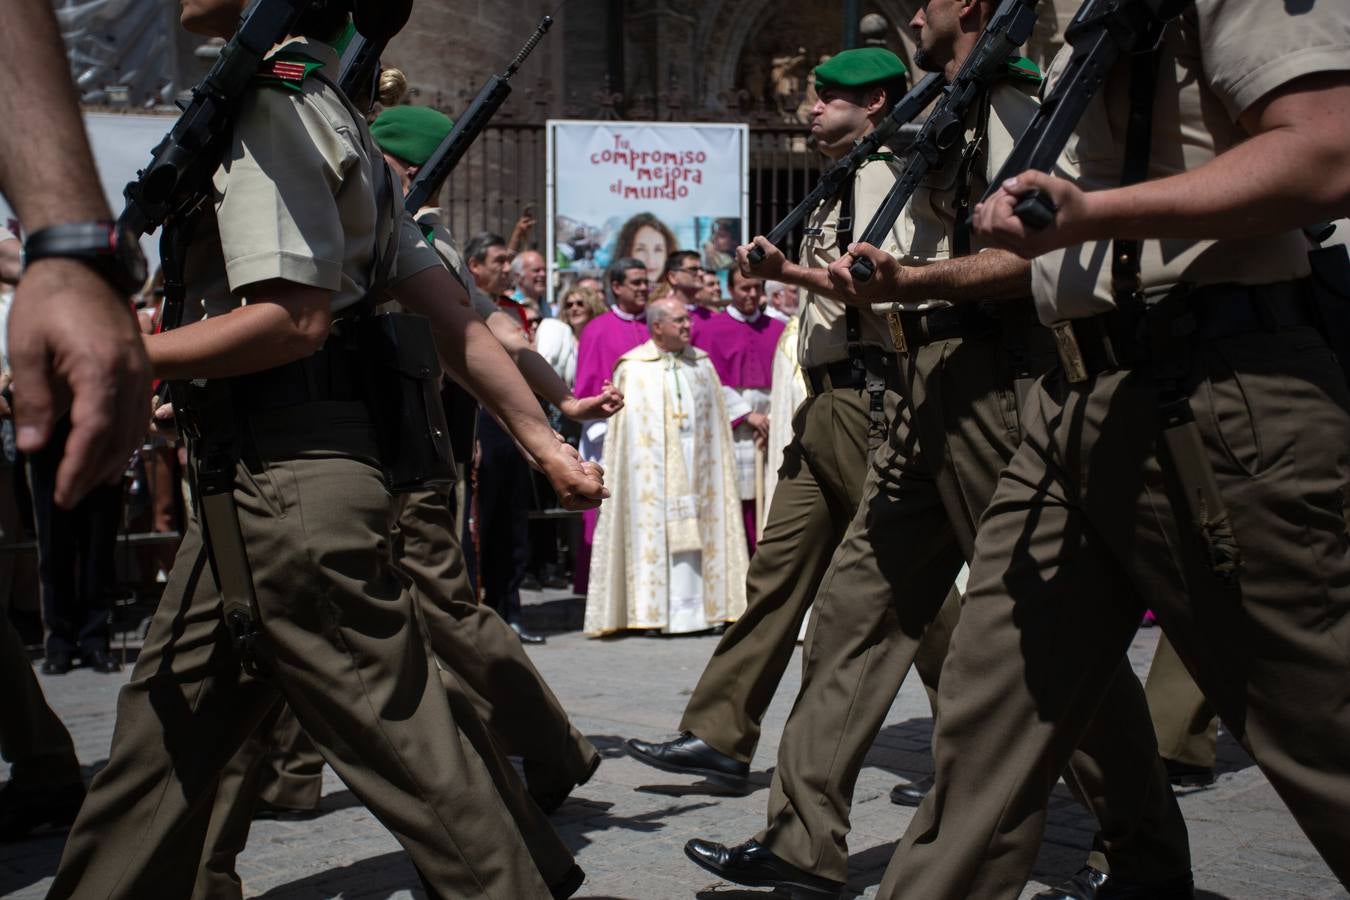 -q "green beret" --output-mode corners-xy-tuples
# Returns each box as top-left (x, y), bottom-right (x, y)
(814, 48), (908, 90)
(370, 106), (454, 166)
(1004, 55), (1043, 84)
